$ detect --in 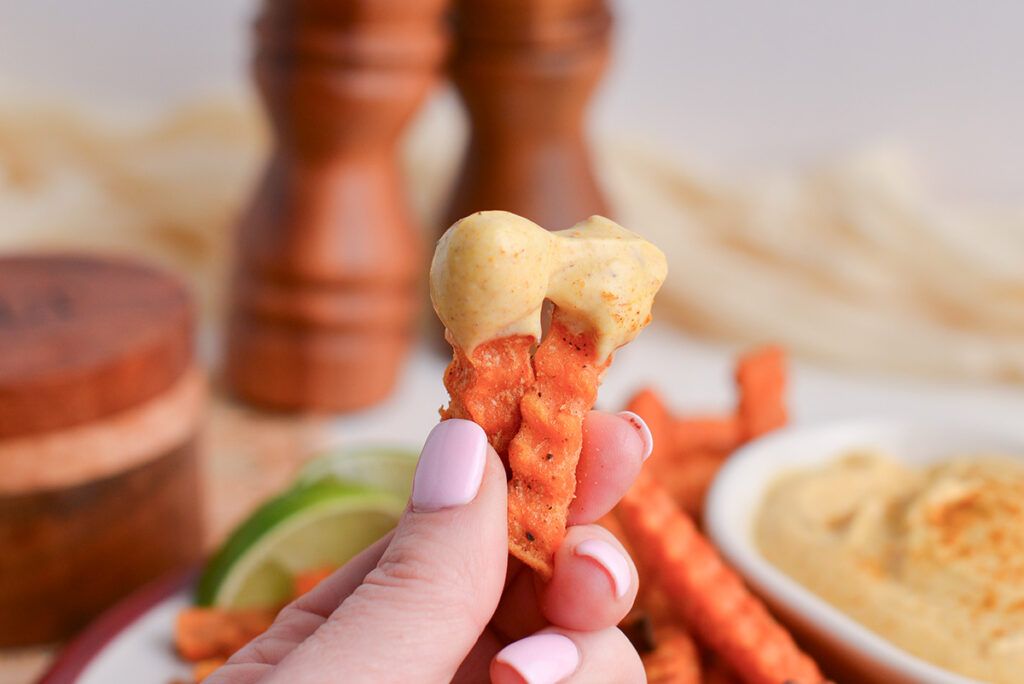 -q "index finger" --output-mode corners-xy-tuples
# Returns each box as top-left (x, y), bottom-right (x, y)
(569, 411), (652, 525)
